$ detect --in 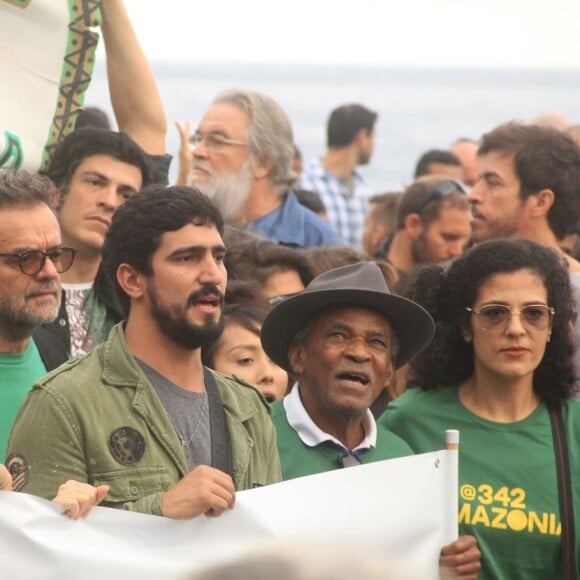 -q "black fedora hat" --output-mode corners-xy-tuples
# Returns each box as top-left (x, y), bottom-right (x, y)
(261, 262), (435, 372)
